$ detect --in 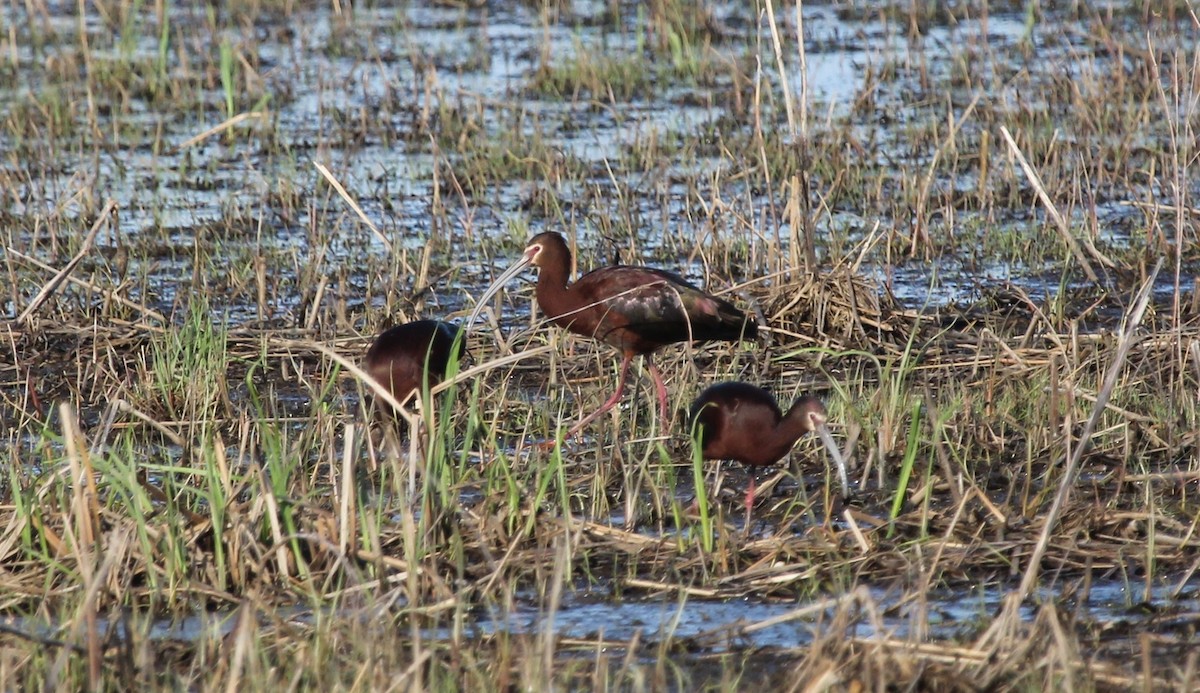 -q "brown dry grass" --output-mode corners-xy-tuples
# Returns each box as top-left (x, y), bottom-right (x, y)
(2, 0), (1199, 690)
